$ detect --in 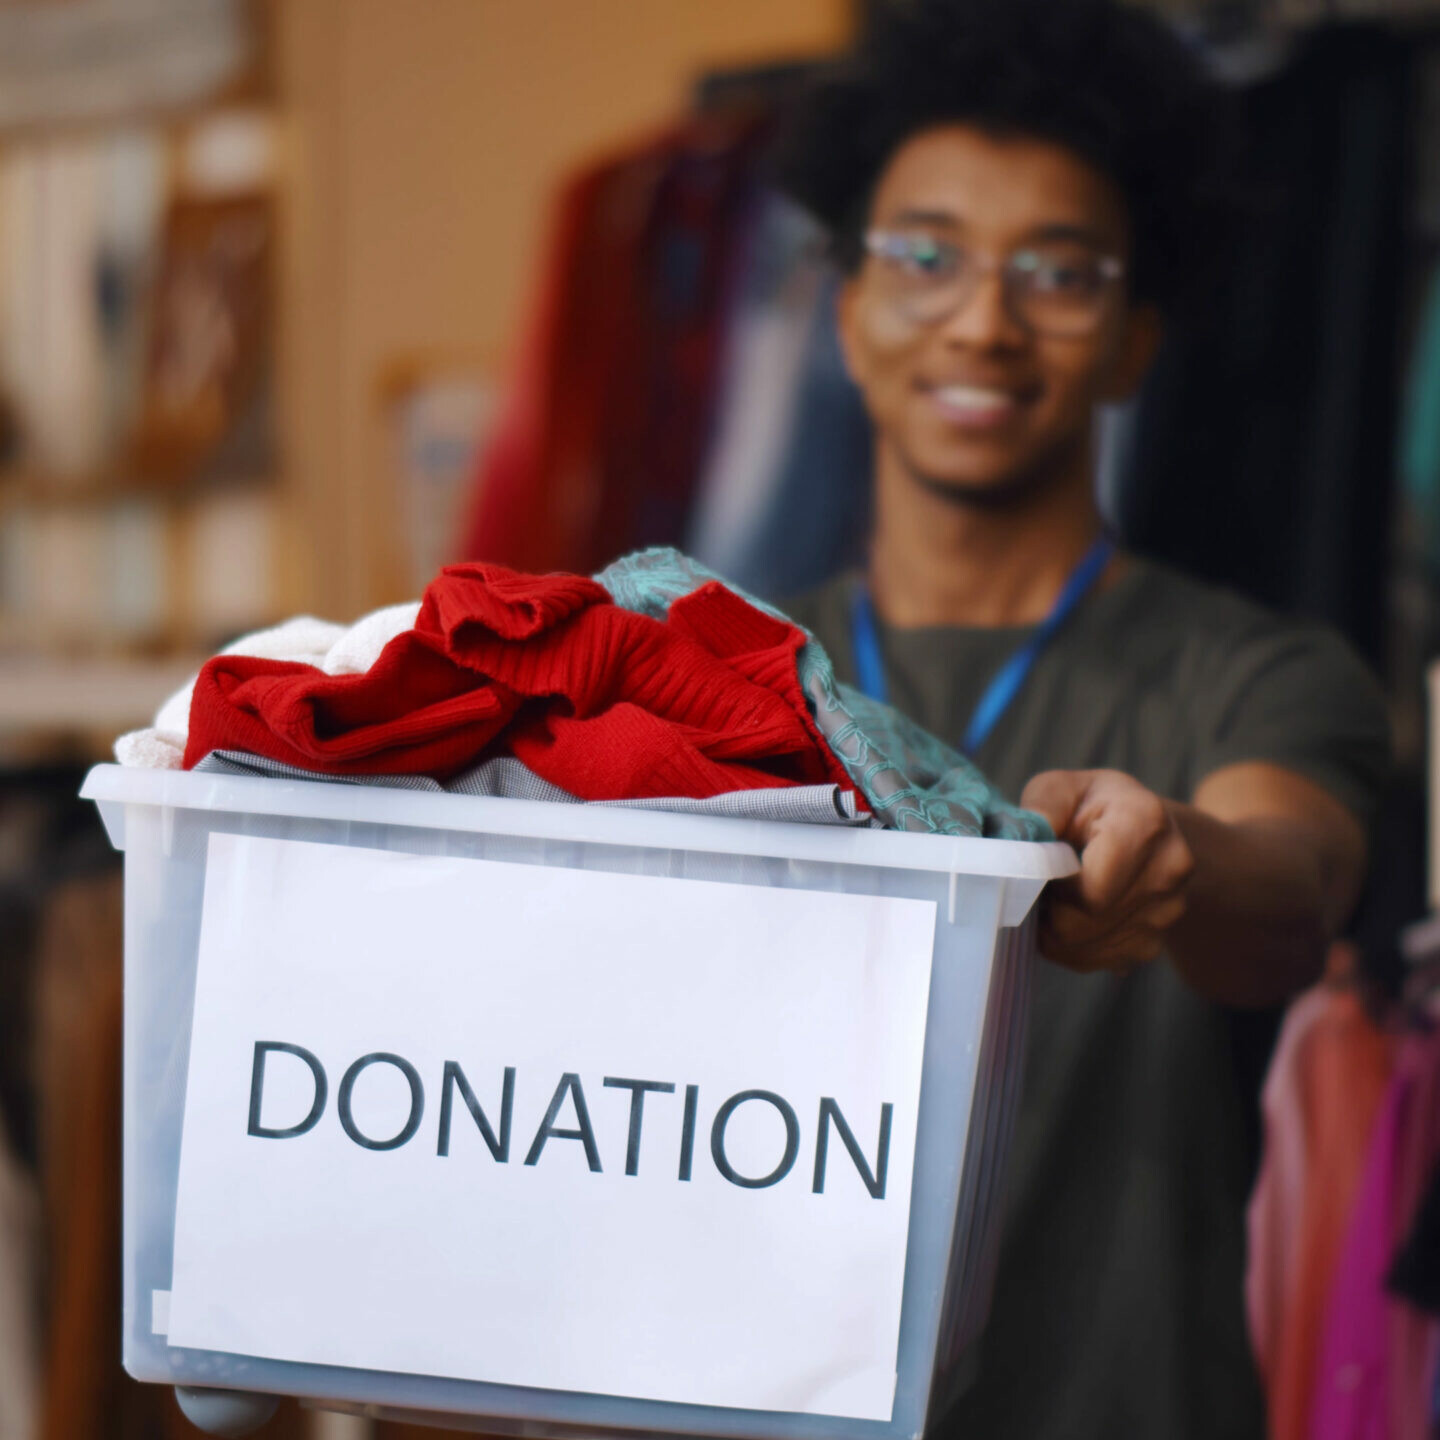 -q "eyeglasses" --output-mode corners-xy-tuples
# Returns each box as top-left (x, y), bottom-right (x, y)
(863, 230), (1126, 338)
